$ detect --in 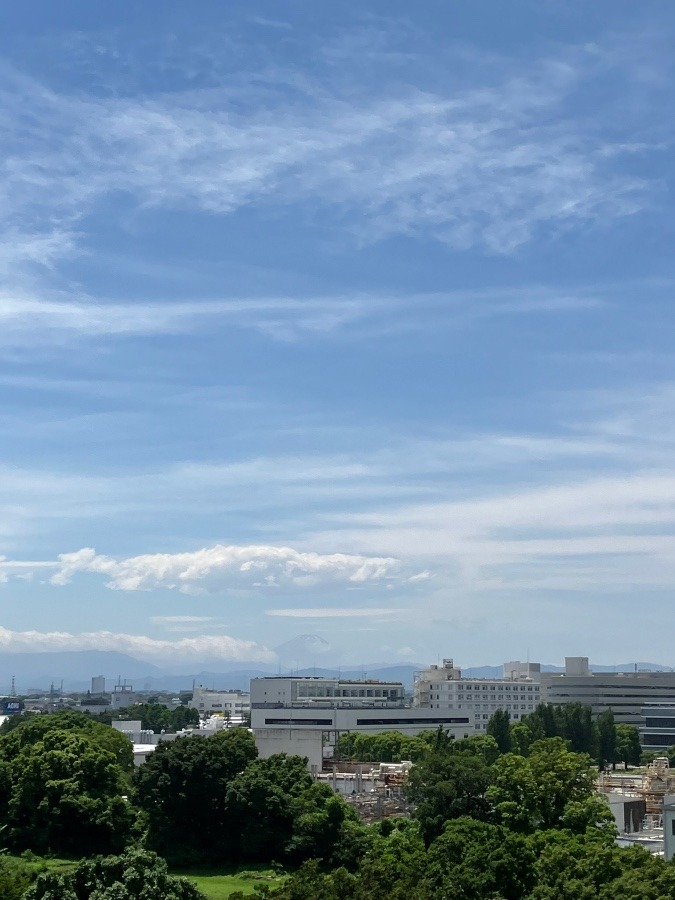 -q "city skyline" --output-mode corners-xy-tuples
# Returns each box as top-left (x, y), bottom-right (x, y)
(1, 2), (674, 666)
